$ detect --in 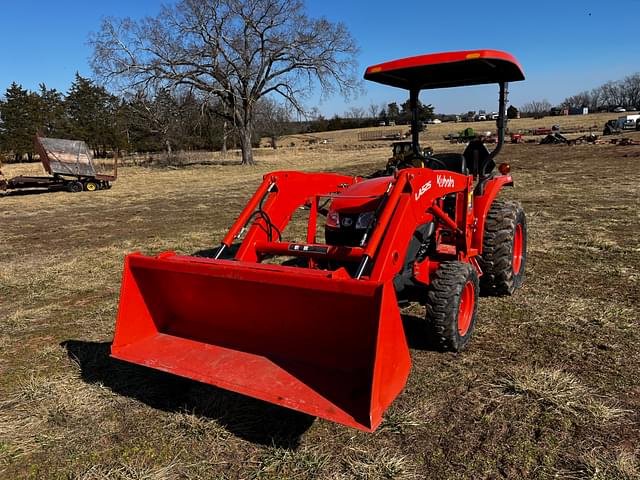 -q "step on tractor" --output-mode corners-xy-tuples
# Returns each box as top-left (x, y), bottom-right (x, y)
(111, 50), (527, 432)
